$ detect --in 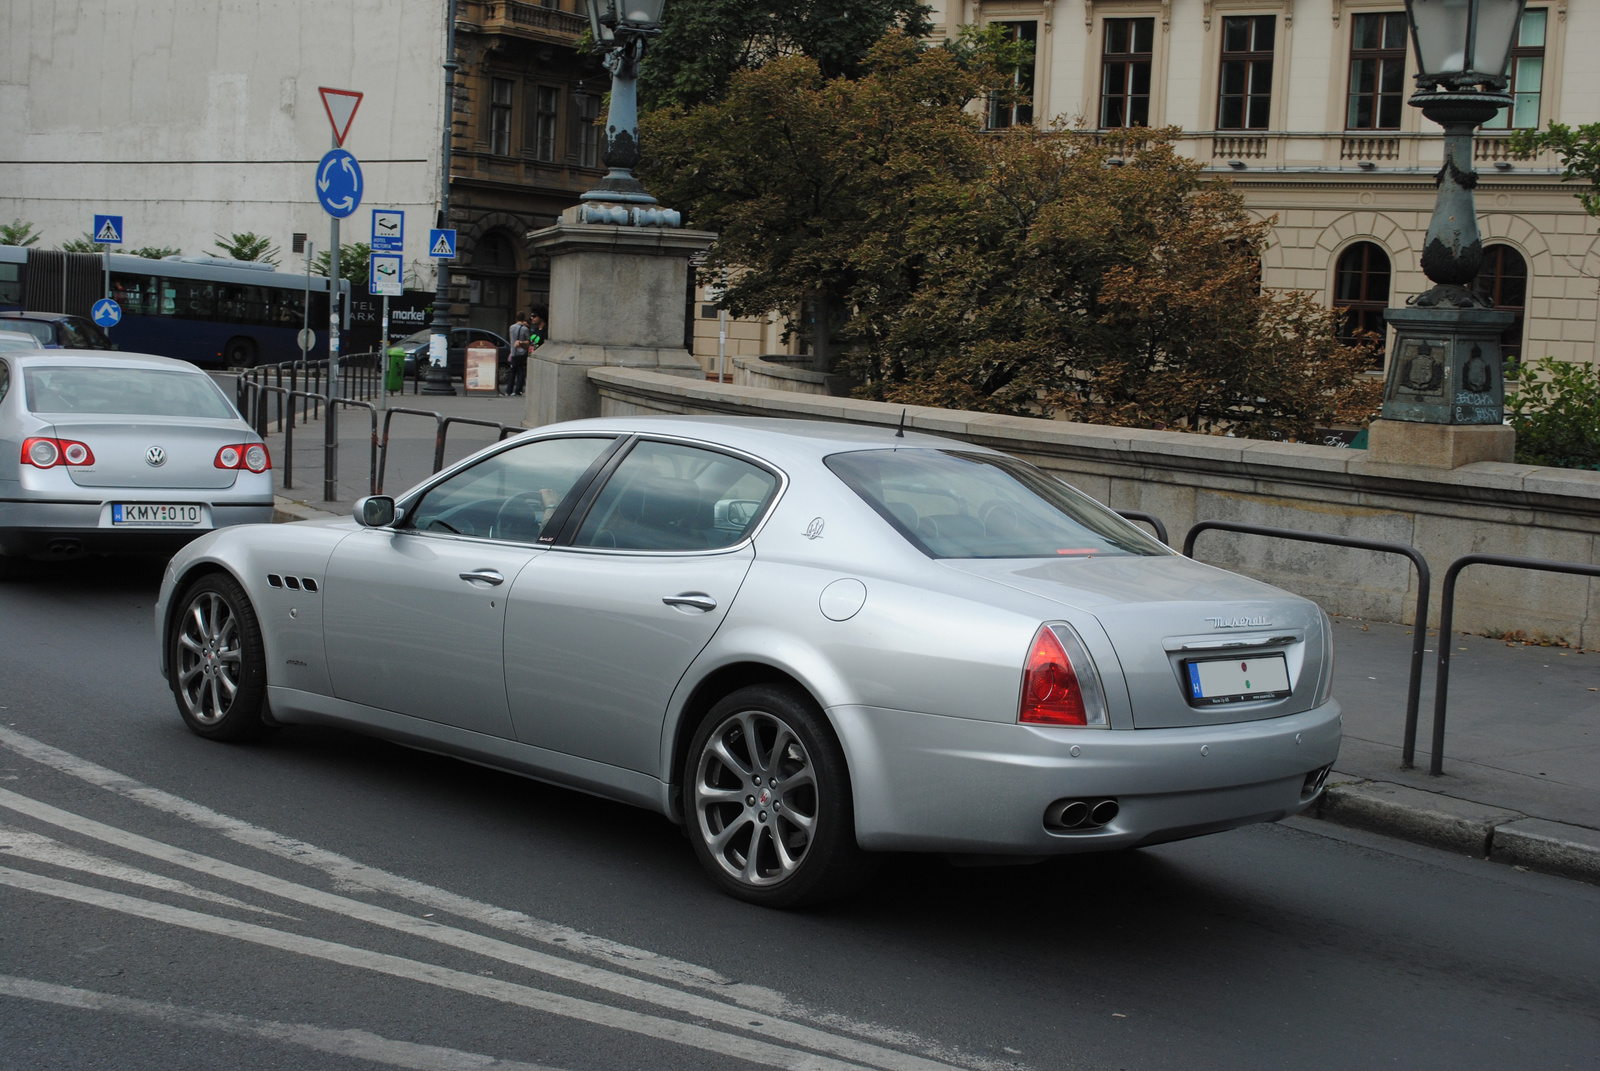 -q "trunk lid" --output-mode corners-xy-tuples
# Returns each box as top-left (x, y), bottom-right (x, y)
(943, 554), (1326, 728)
(49, 417), (244, 489)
